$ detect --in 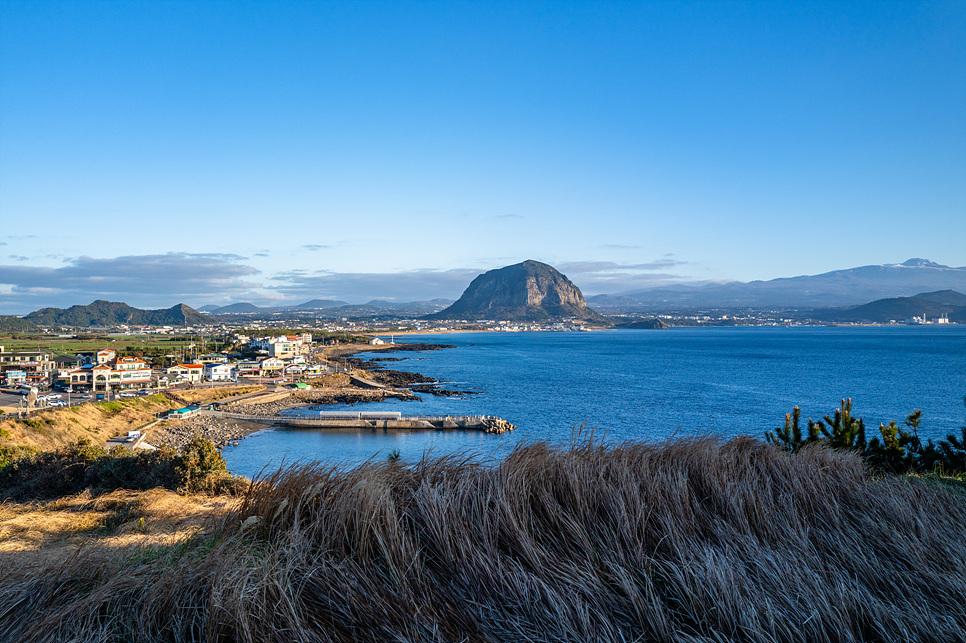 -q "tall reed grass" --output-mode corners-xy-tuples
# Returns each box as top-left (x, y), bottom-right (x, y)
(2, 436), (965, 642)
